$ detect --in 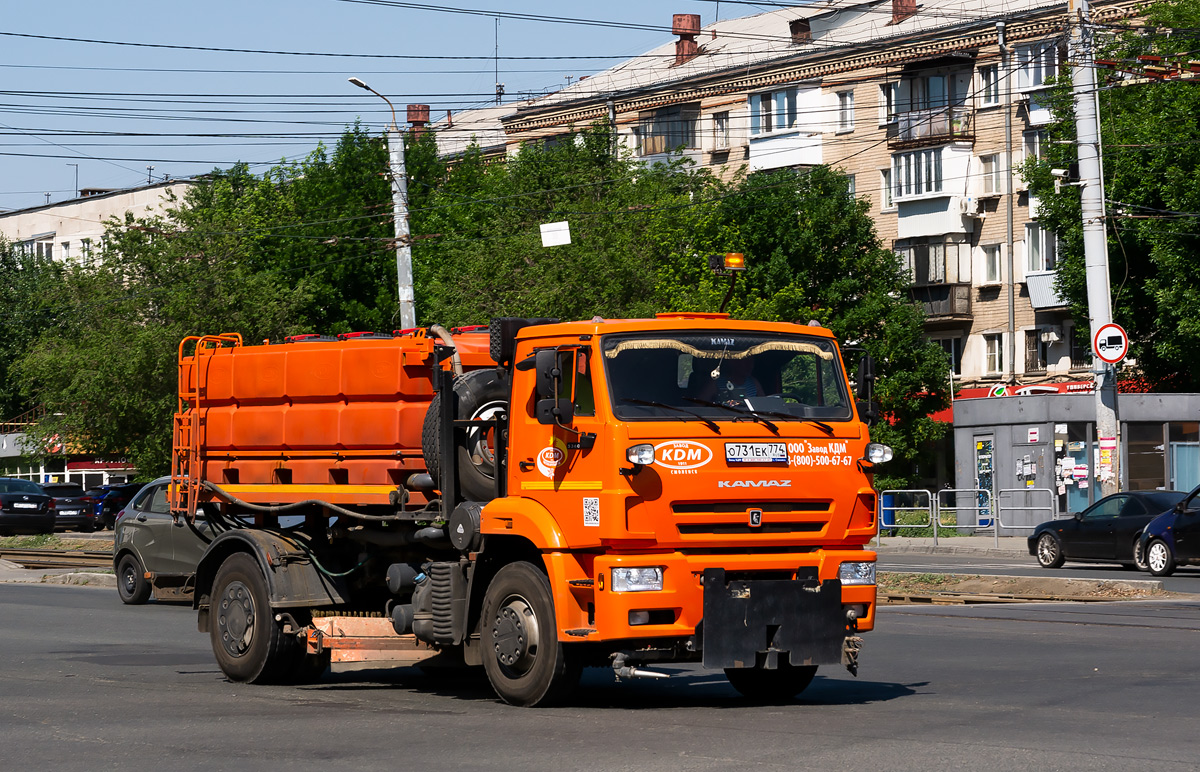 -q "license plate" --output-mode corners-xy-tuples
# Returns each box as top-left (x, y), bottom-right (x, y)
(11, 502), (38, 509)
(724, 442), (788, 464)
(60, 510), (80, 516)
